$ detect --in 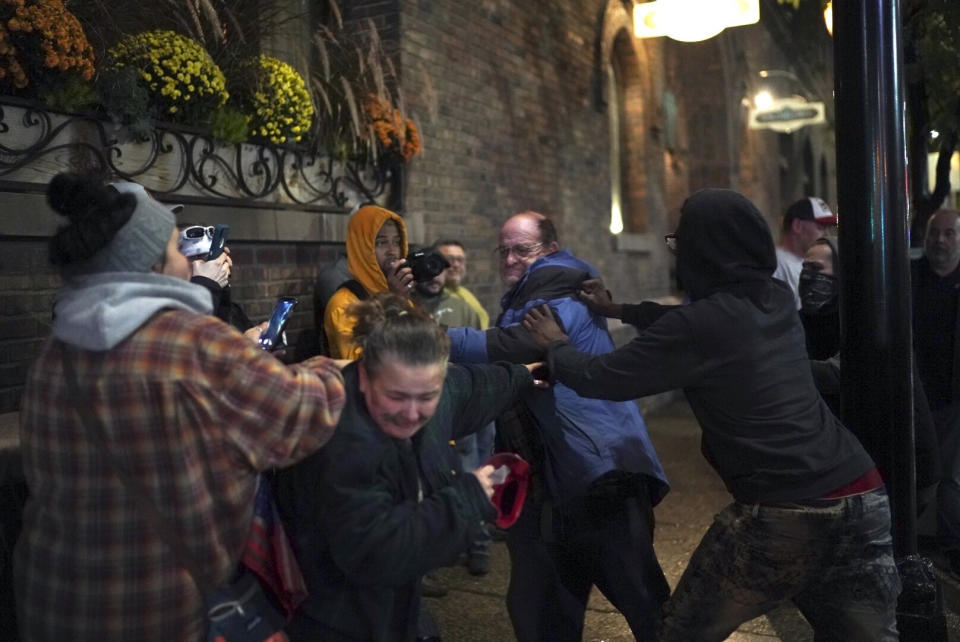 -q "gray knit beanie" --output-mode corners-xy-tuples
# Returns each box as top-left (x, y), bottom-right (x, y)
(75, 181), (177, 274)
